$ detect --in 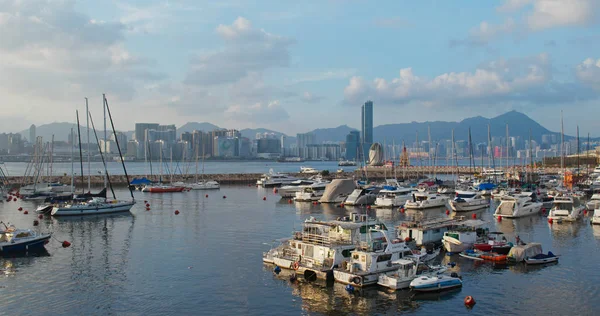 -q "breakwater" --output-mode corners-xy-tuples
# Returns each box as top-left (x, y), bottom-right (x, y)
(4, 165), (563, 187)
